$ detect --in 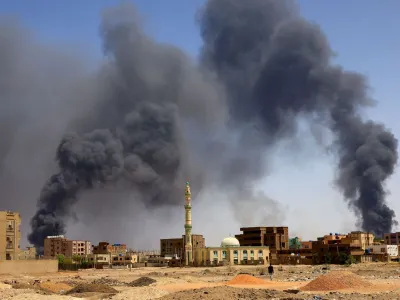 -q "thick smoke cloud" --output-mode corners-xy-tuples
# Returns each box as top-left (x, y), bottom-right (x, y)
(1, 0), (391, 248)
(199, 0), (397, 237)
